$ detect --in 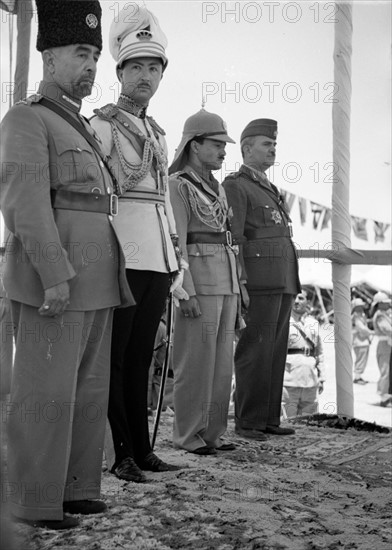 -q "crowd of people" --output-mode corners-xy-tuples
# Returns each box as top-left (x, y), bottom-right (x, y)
(351, 293), (392, 407)
(0, 0), (390, 532)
